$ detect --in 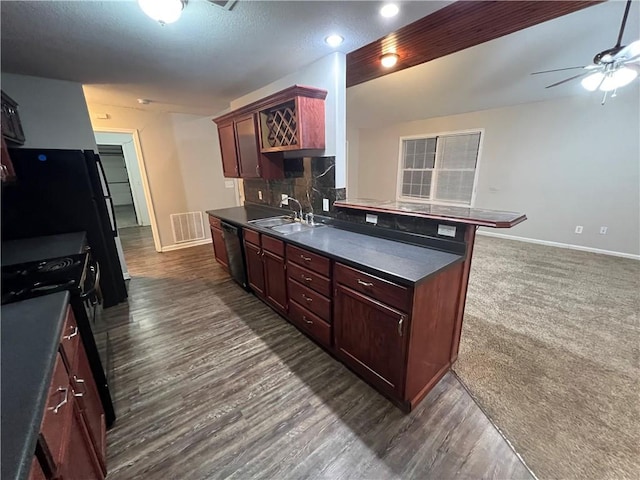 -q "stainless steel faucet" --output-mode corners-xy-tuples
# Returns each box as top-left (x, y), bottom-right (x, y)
(281, 196), (303, 221)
